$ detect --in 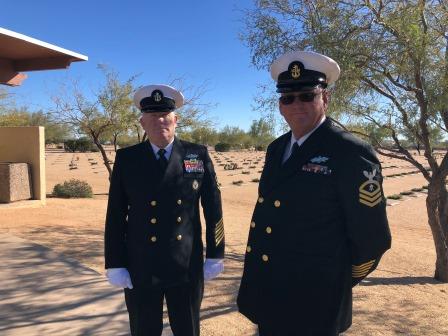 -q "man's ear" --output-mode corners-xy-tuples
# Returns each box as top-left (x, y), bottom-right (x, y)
(322, 90), (330, 109)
